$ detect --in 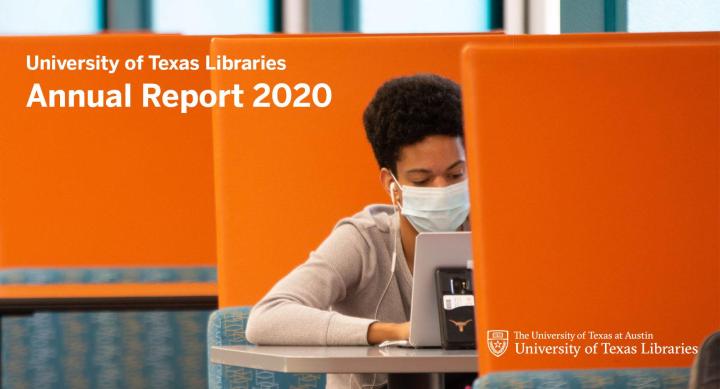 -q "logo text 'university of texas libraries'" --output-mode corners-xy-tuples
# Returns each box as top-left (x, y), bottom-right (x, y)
(487, 330), (509, 357)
